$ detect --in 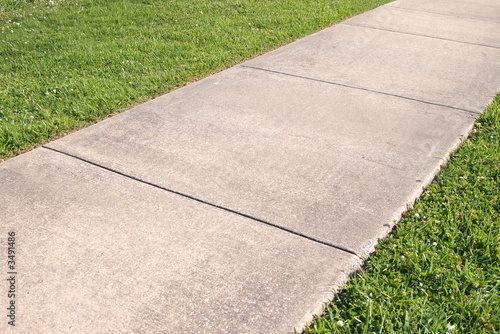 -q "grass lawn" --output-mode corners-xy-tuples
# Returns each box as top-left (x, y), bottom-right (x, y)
(2, 1), (498, 332)
(0, 0), (392, 161)
(306, 96), (500, 333)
